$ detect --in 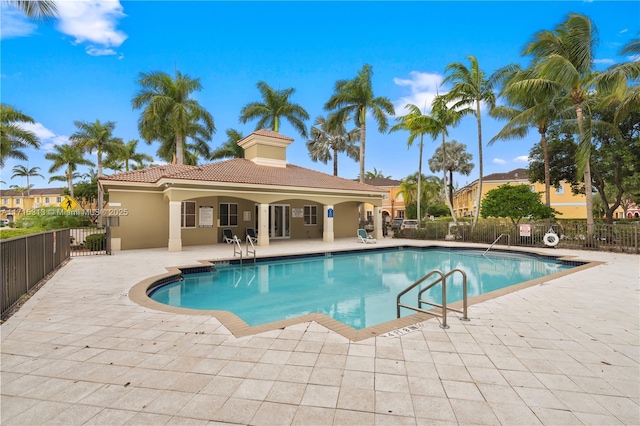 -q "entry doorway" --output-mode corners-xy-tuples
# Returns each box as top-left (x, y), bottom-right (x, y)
(254, 204), (291, 239)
